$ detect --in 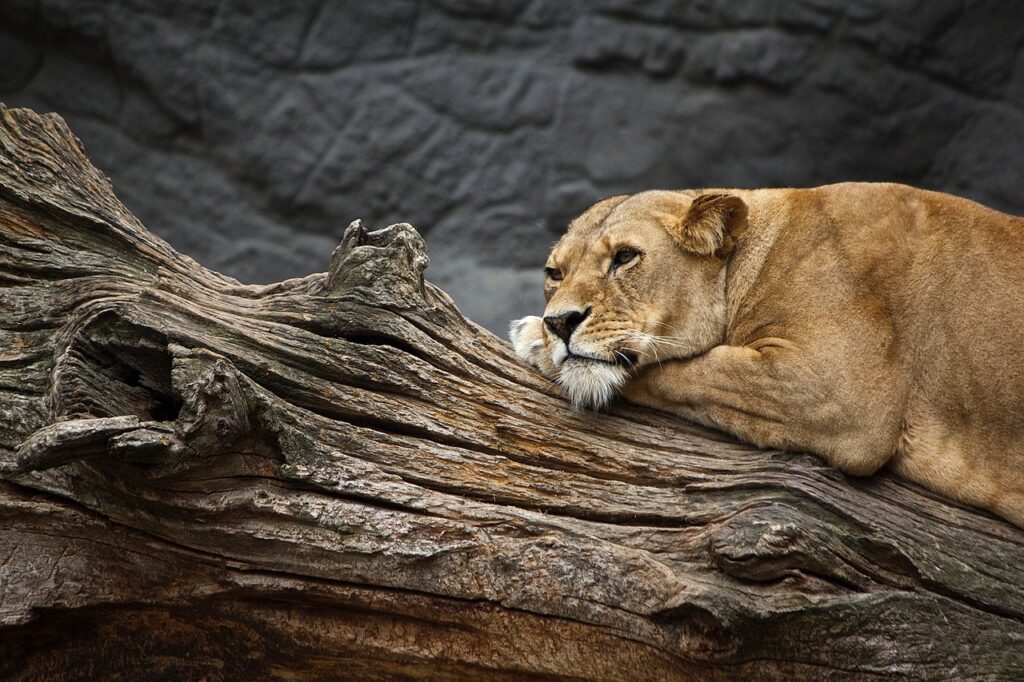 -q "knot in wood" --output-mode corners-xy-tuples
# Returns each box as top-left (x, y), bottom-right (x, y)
(708, 508), (807, 582)
(170, 346), (252, 455)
